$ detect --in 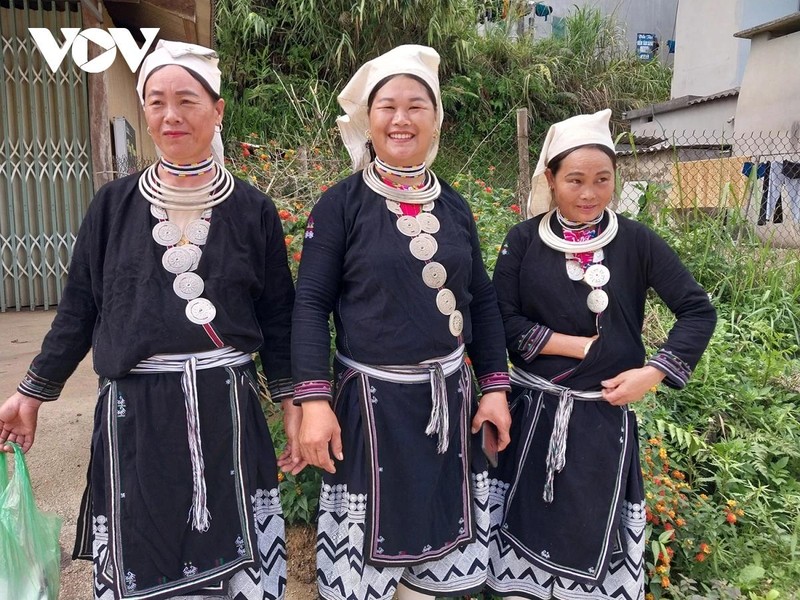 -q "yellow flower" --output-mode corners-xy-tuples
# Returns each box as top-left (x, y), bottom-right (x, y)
(727, 499), (738, 507)
(658, 447), (667, 460)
